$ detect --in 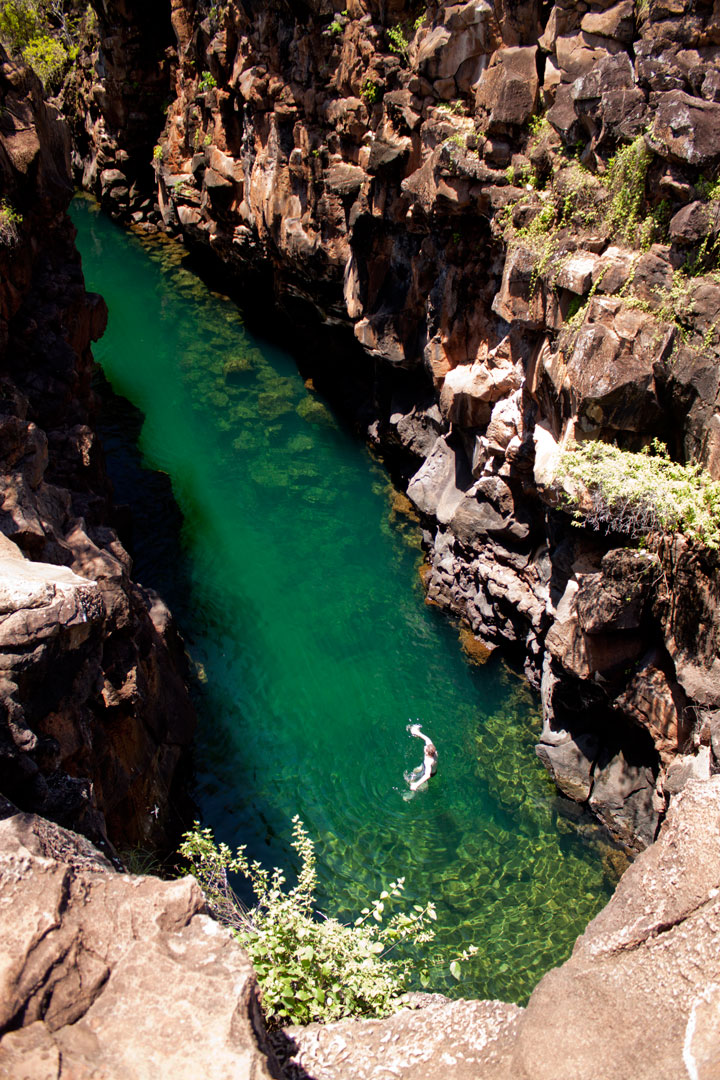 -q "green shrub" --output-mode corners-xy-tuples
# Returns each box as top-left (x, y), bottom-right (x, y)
(0, 0), (39, 53)
(437, 100), (465, 116)
(0, 0), (85, 91)
(0, 200), (23, 245)
(387, 24), (410, 61)
(361, 78), (380, 105)
(328, 19), (343, 34)
(22, 32), (67, 89)
(603, 135), (652, 241)
(179, 816), (443, 1028)
(557, 439), (720, 548)
(198, 70), (217, 92)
